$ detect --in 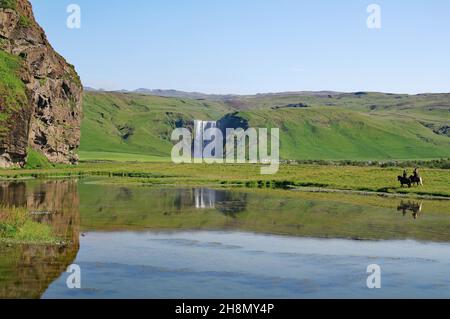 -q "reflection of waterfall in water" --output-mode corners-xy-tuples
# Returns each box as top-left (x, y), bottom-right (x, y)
(194, 188), (216, 209)
(192, 188), (248, 216)
(193, 120), (218, 159)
